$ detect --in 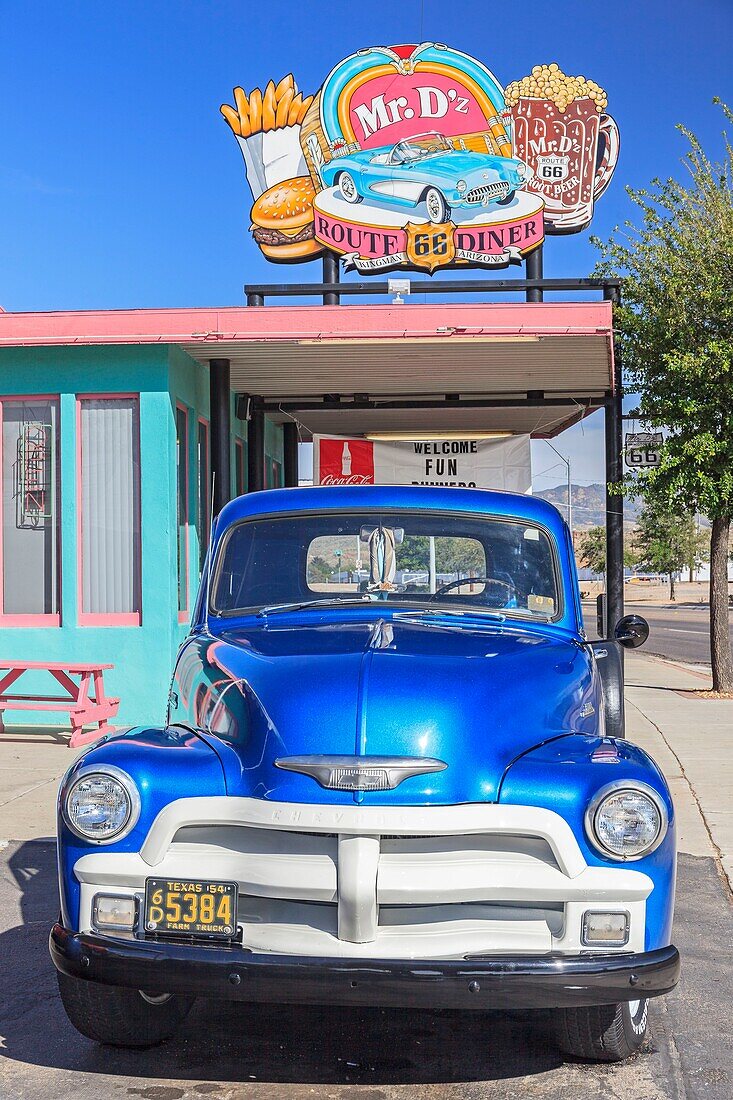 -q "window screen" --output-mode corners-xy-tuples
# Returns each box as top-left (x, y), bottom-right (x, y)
(80, 397), (141, 617)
